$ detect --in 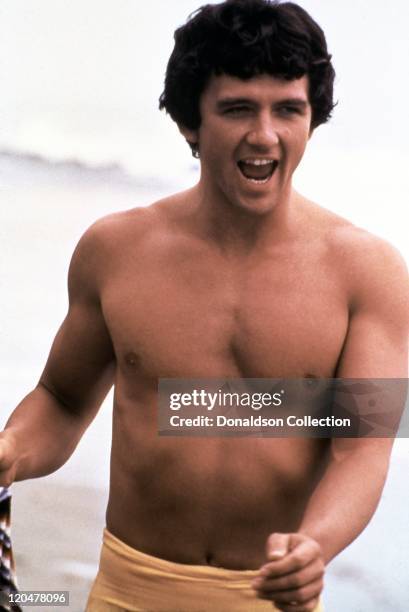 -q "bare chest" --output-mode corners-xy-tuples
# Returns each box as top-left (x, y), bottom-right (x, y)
(102, 246), (349, 379)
